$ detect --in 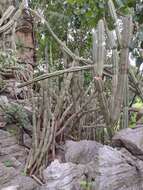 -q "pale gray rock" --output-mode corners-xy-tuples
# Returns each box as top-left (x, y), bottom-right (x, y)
(65, 140), (103, 164)
(112, 126), (143, 160)
(1, 185), (19, 190)
(0, 96), (9, 105)
(43, 159), (86, 190)
(0, 130), (39, 190)
(44, 139), (143, 190)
